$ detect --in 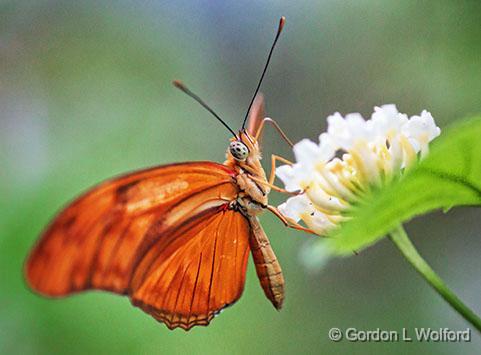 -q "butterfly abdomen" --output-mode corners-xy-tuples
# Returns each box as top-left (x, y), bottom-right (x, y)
(247, 216), (284, 309)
